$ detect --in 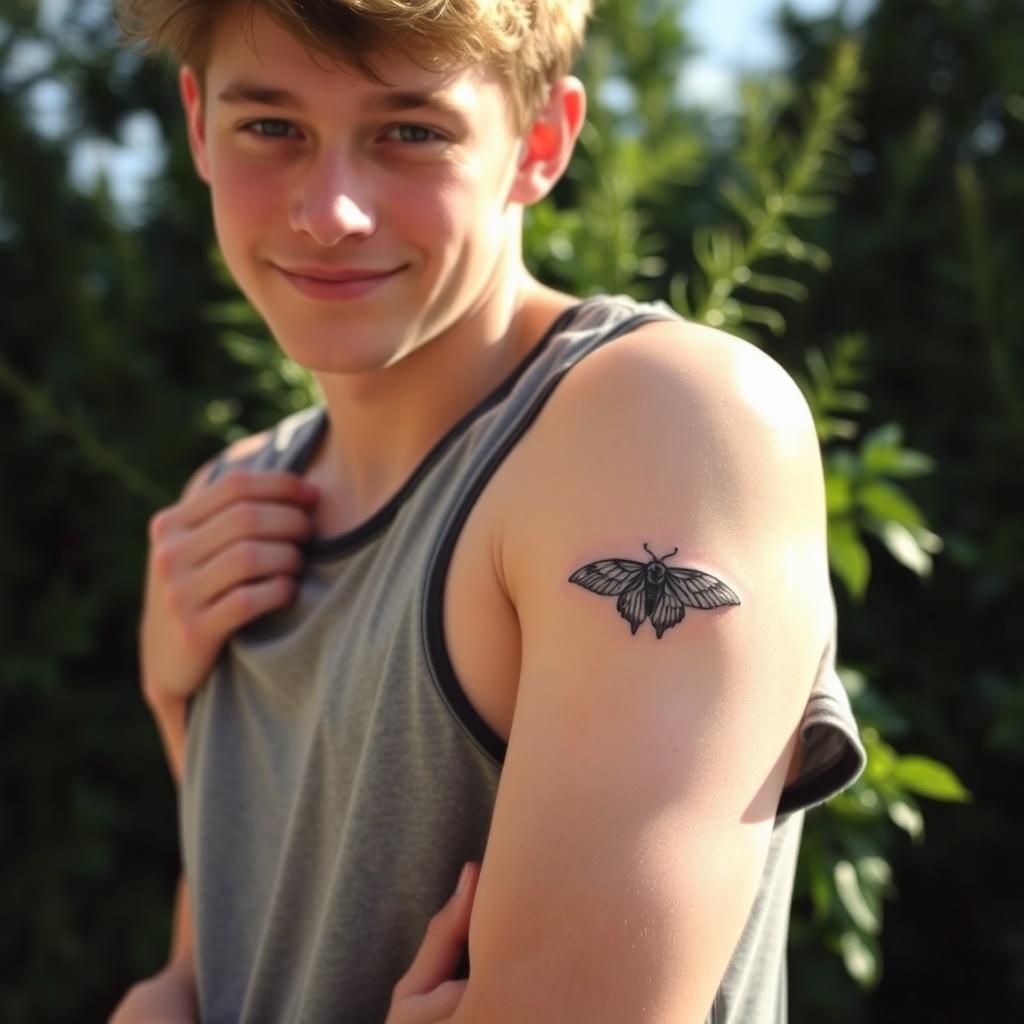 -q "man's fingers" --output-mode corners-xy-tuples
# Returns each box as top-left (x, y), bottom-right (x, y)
(189, 540), (305, 607)
(392, 863), (479, 1001)
(174, 470), (318, 532)
(203, 576), (300, 639)
(407, 980), (468, 1021)
(184, 501), (316, 569)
